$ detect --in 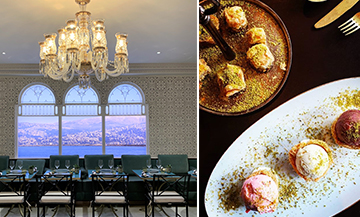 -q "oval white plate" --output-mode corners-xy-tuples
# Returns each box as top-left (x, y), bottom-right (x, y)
(205, 77), (360, 217)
